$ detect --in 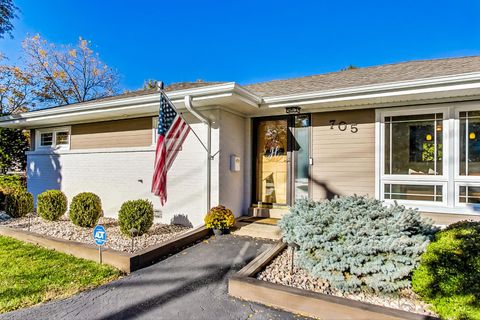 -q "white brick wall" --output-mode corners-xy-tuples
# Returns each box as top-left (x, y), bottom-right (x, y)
(218, 110), (248, 217)
(27, 120), (220, 227)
